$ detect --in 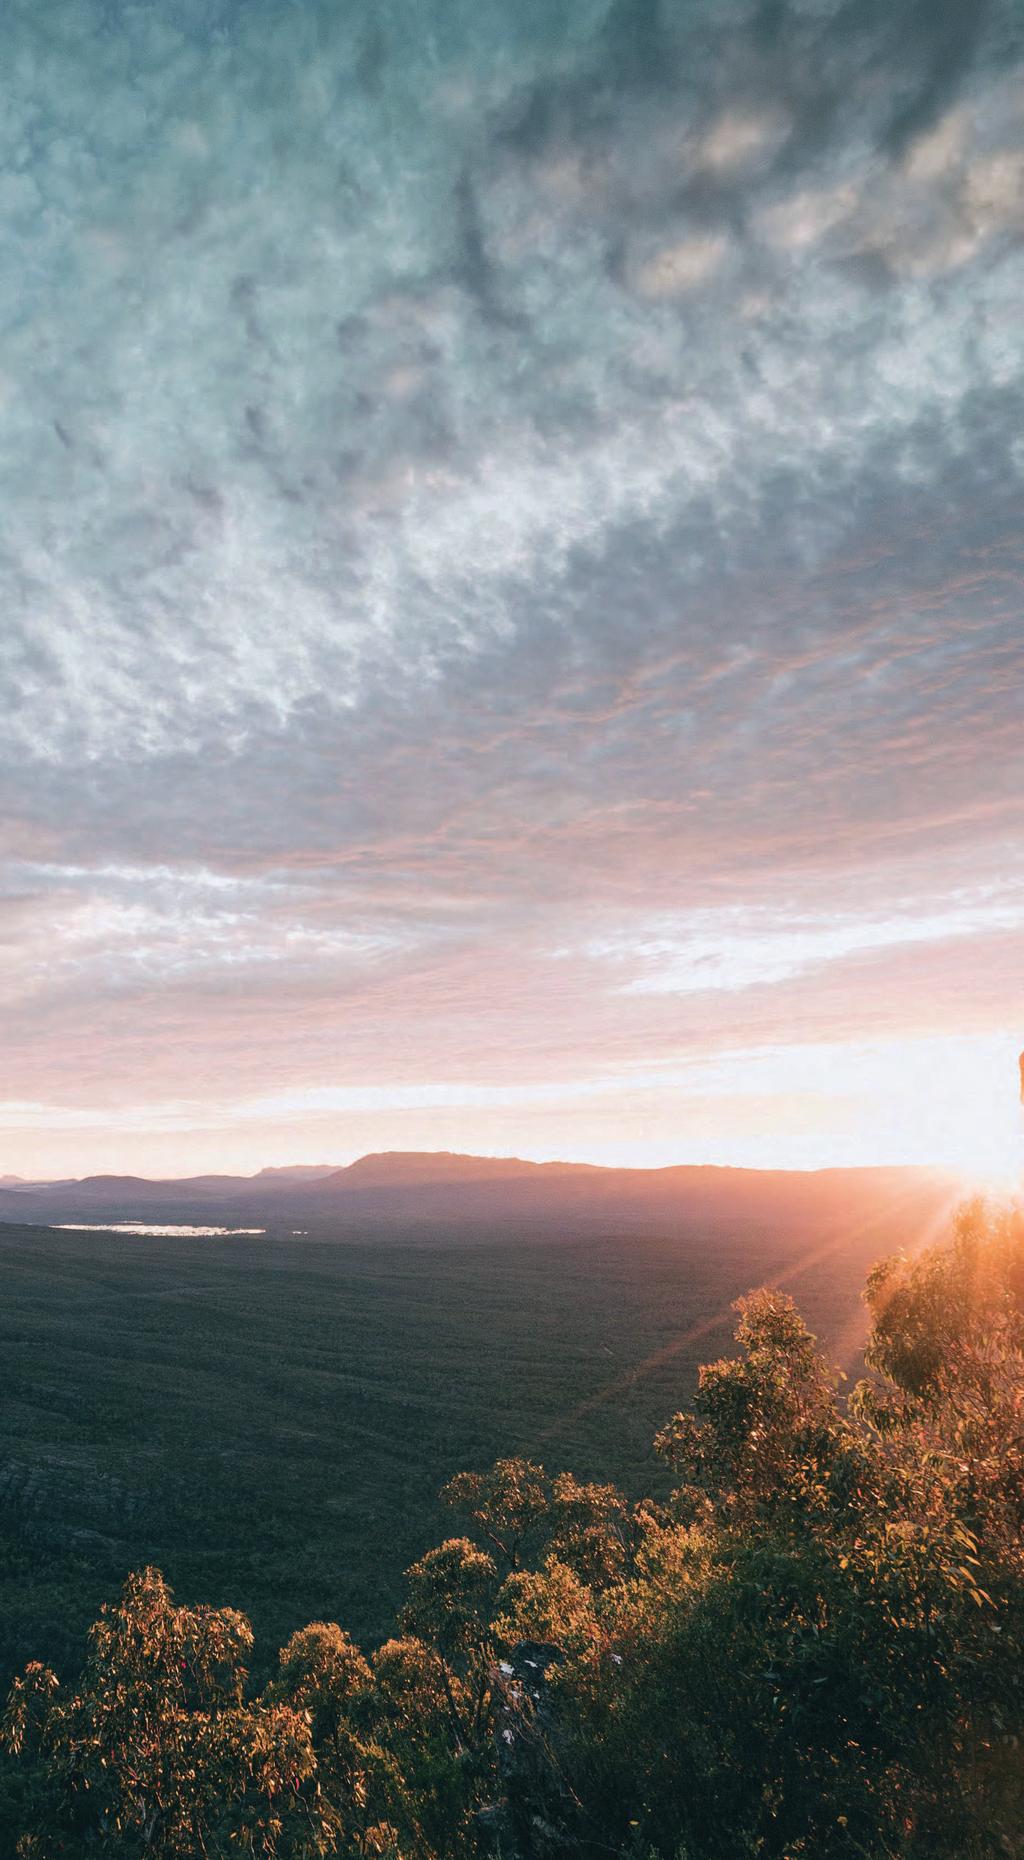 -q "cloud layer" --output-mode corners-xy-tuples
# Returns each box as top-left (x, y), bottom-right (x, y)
(2, 0), (1023, 1176)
